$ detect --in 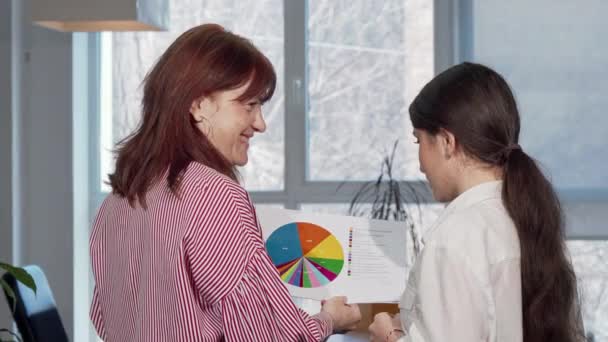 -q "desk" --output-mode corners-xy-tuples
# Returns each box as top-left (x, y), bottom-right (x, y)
(295, 298), (398, 341)
(327, 331), (369, 341)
